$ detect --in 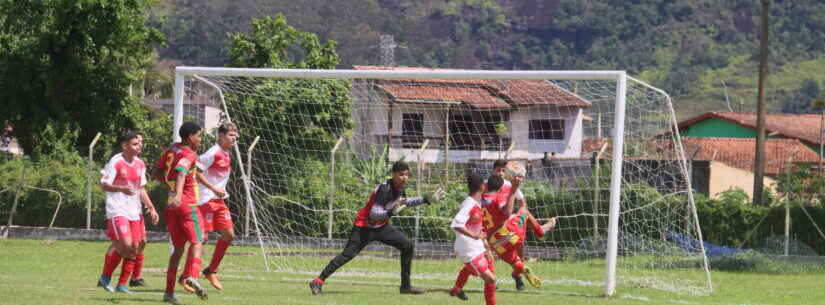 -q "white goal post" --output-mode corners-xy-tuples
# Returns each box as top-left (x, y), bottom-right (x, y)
(173, 66), (713, 297)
